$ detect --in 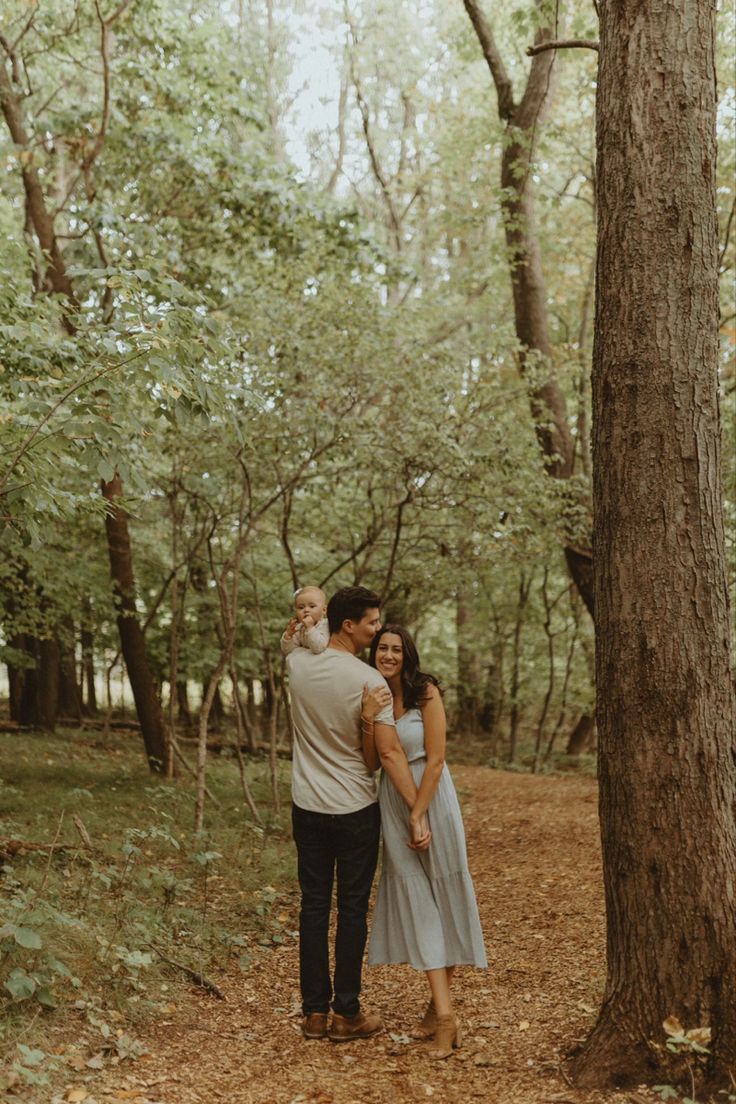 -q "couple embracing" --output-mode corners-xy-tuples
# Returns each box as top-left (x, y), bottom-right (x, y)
(283, 586), (487, 1060)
